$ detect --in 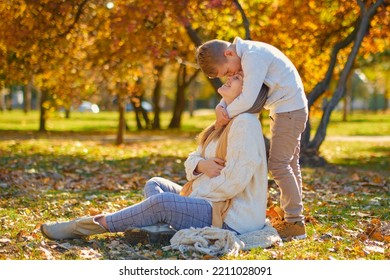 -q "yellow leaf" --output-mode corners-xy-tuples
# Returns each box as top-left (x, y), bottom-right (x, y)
(266, 205), (284, 219)
(88, 208), (101, 216)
